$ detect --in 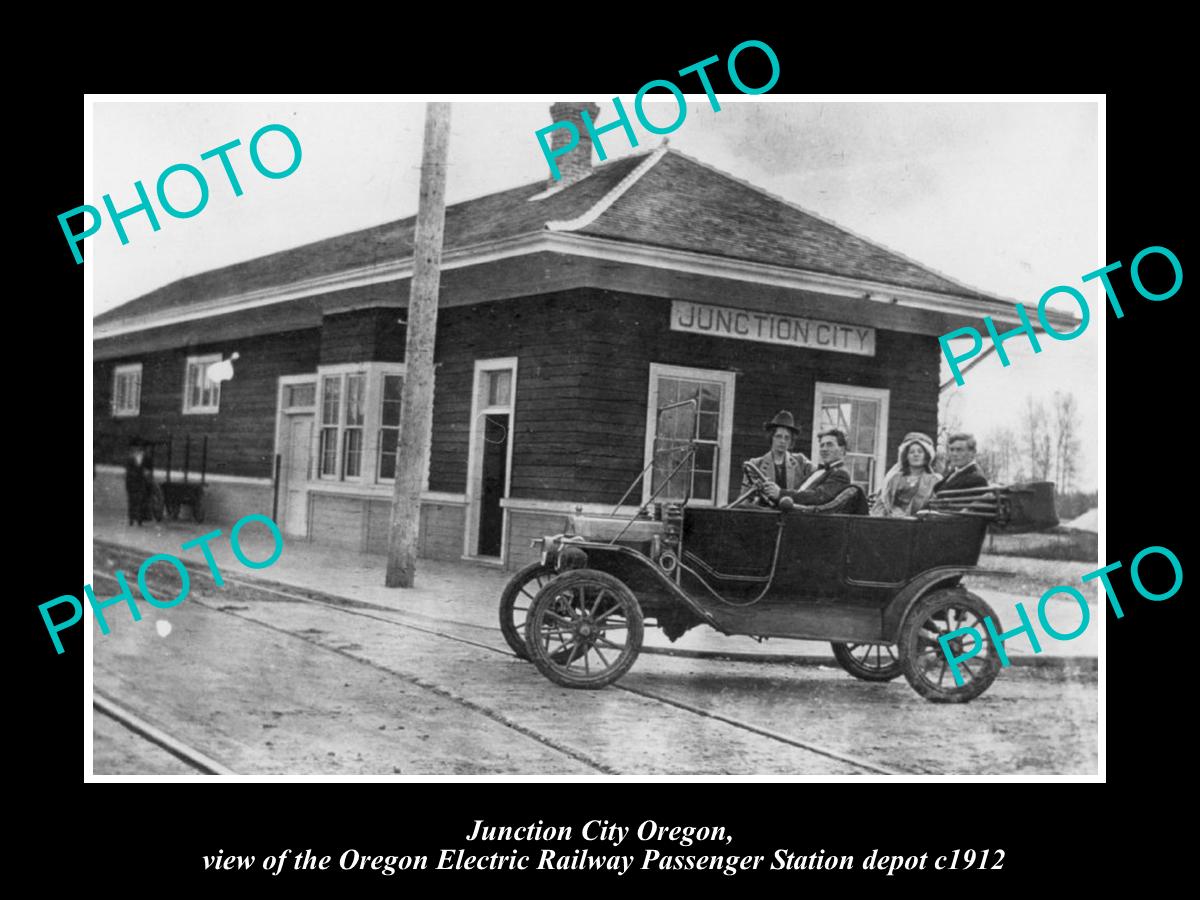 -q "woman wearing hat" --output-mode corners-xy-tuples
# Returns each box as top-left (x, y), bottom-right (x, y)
(870, 431), (940, 517)
(741, 411), (814, 504)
